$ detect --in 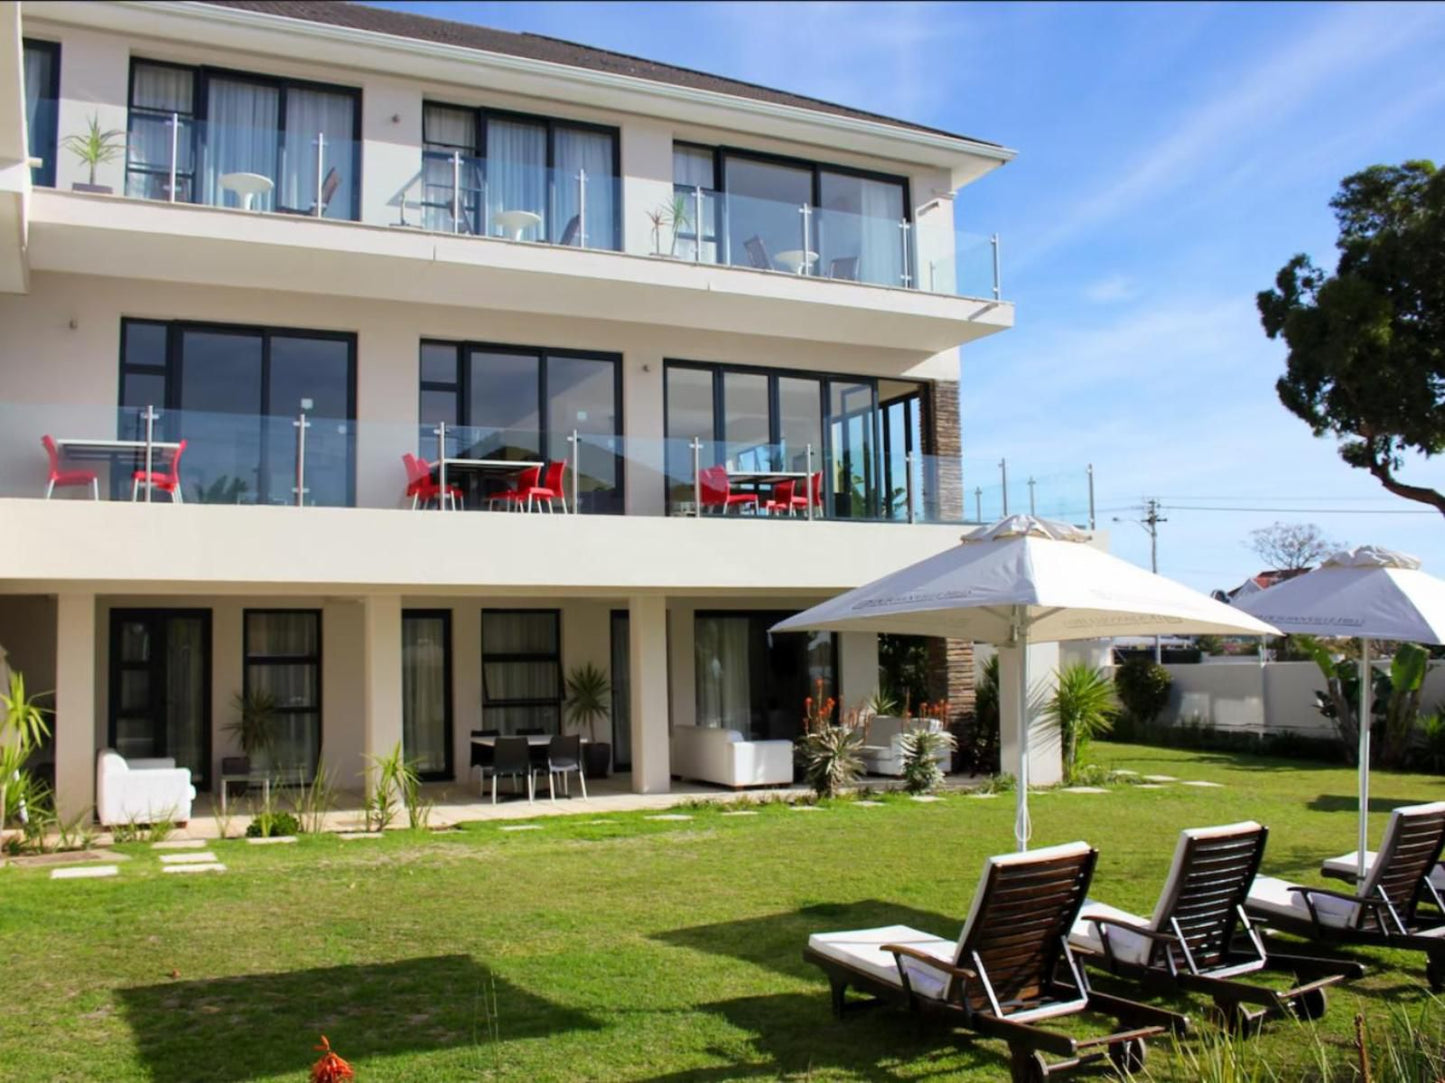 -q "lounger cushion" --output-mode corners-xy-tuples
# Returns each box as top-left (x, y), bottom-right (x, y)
(1070, 901), (1152, 965)
(807, 925), (956, 1000)
(1246, 875), (1357, 929)
(1322, 850), (1445, 891)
